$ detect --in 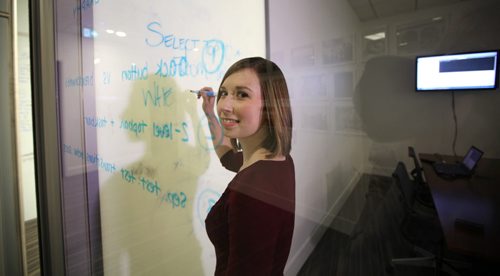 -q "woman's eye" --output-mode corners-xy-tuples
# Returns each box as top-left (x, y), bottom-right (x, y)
(236, 91), (248, 98)
(219, 91), (228, 97)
